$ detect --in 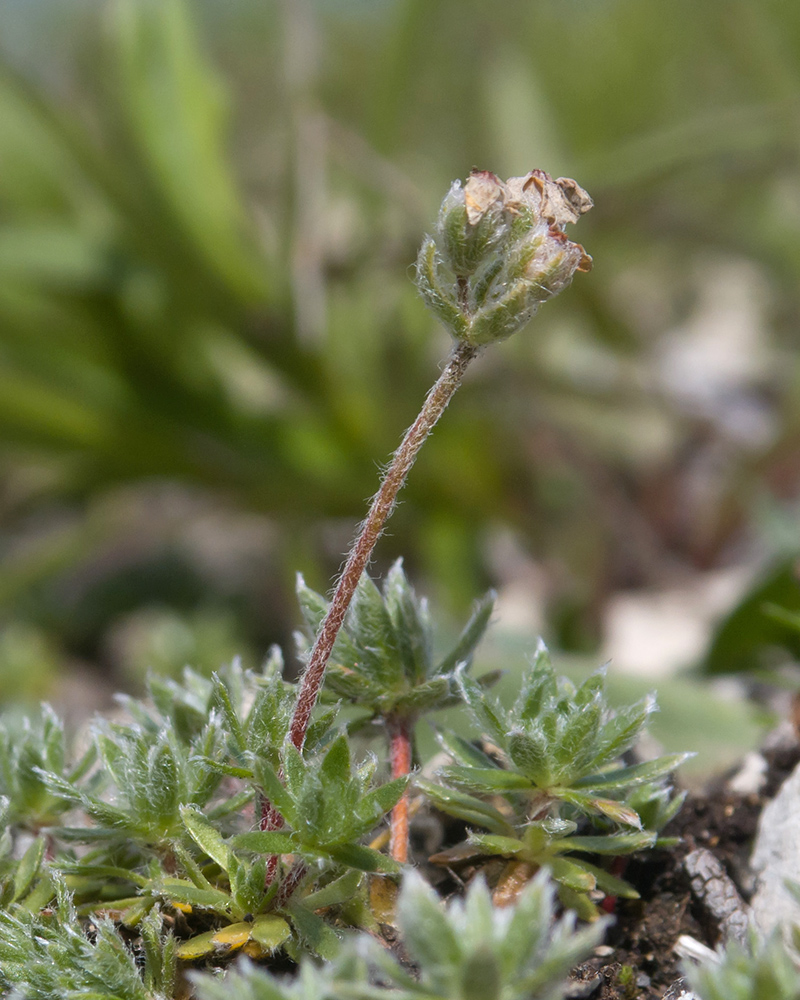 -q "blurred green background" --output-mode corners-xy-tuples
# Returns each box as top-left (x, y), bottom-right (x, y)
(1, 0), (799, 765)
